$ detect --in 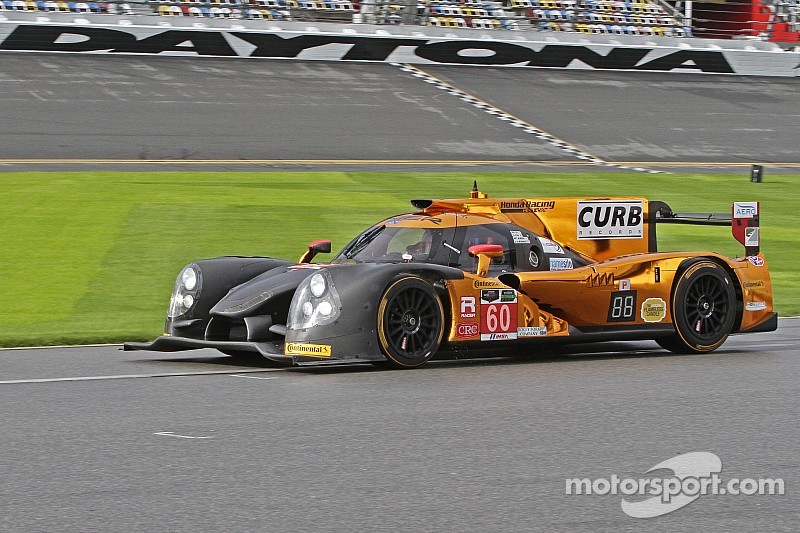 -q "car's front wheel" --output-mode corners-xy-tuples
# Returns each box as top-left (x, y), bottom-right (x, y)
(657, 259), (736, 354)
(376, 277), (445, 368)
